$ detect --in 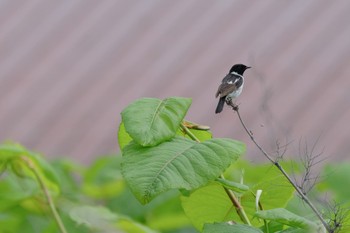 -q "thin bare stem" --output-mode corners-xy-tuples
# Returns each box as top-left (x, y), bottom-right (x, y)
(230, 105), (331, 232)
(180, 122), (251, 225)
(21, 156), (68, 233)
